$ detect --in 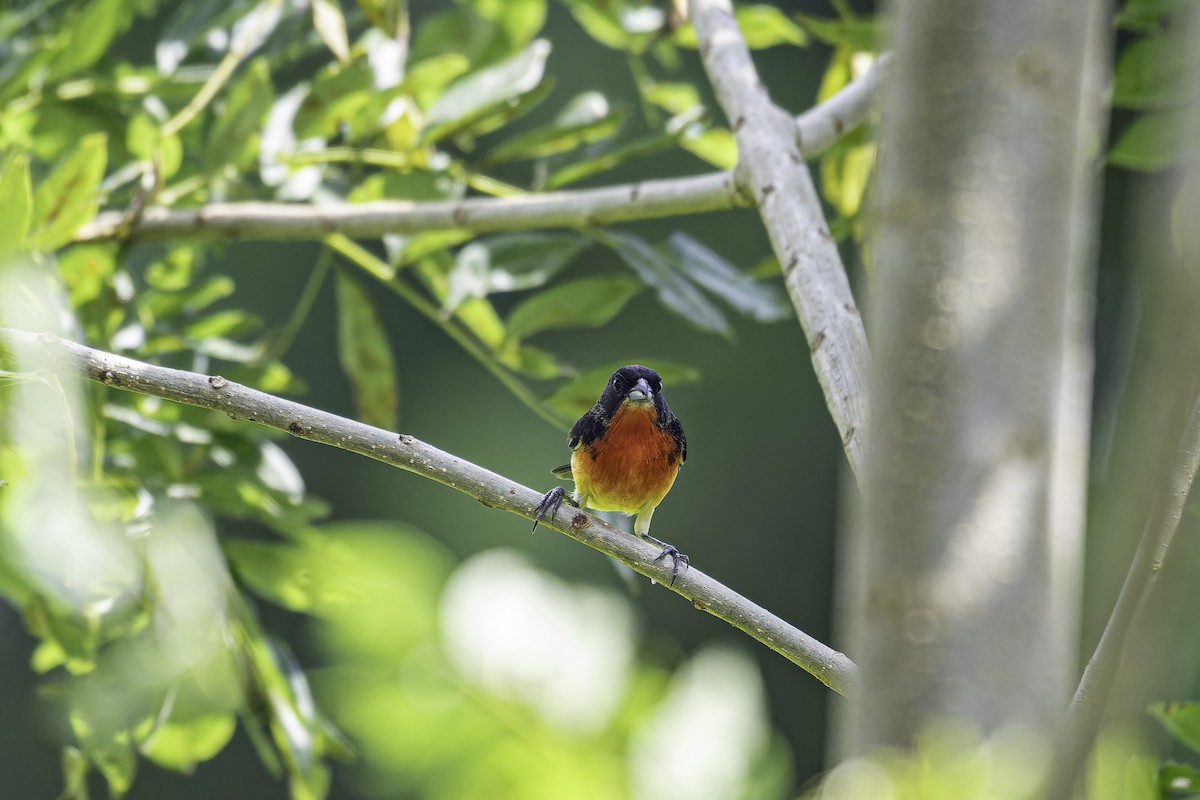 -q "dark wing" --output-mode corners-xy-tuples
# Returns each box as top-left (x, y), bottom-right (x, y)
(567, 409), (606, 450)
(551, 464), (573, 479)
(667, 415), (687, 463)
